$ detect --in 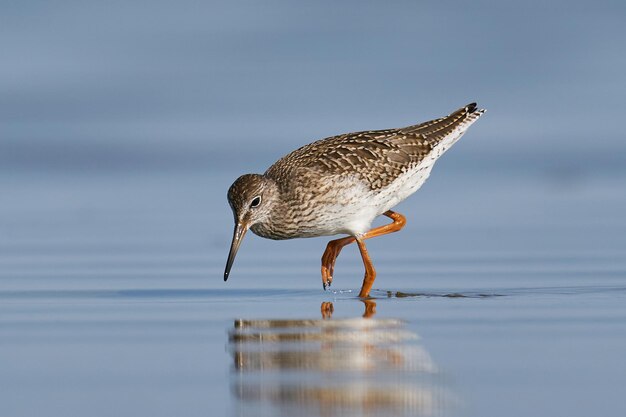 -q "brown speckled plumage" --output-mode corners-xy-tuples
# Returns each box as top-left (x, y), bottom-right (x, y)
(266, 103), (483, 191)
(224, 103), (486, 297)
